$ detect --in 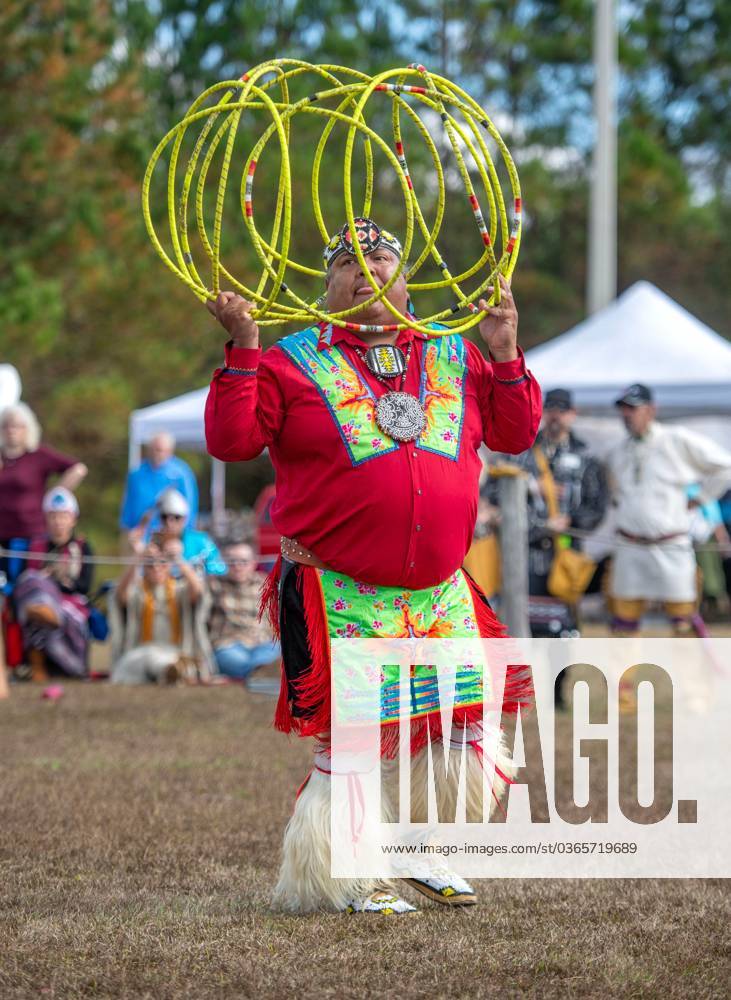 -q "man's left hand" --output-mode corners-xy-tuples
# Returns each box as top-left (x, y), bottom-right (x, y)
(477, 274), (518, 362)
